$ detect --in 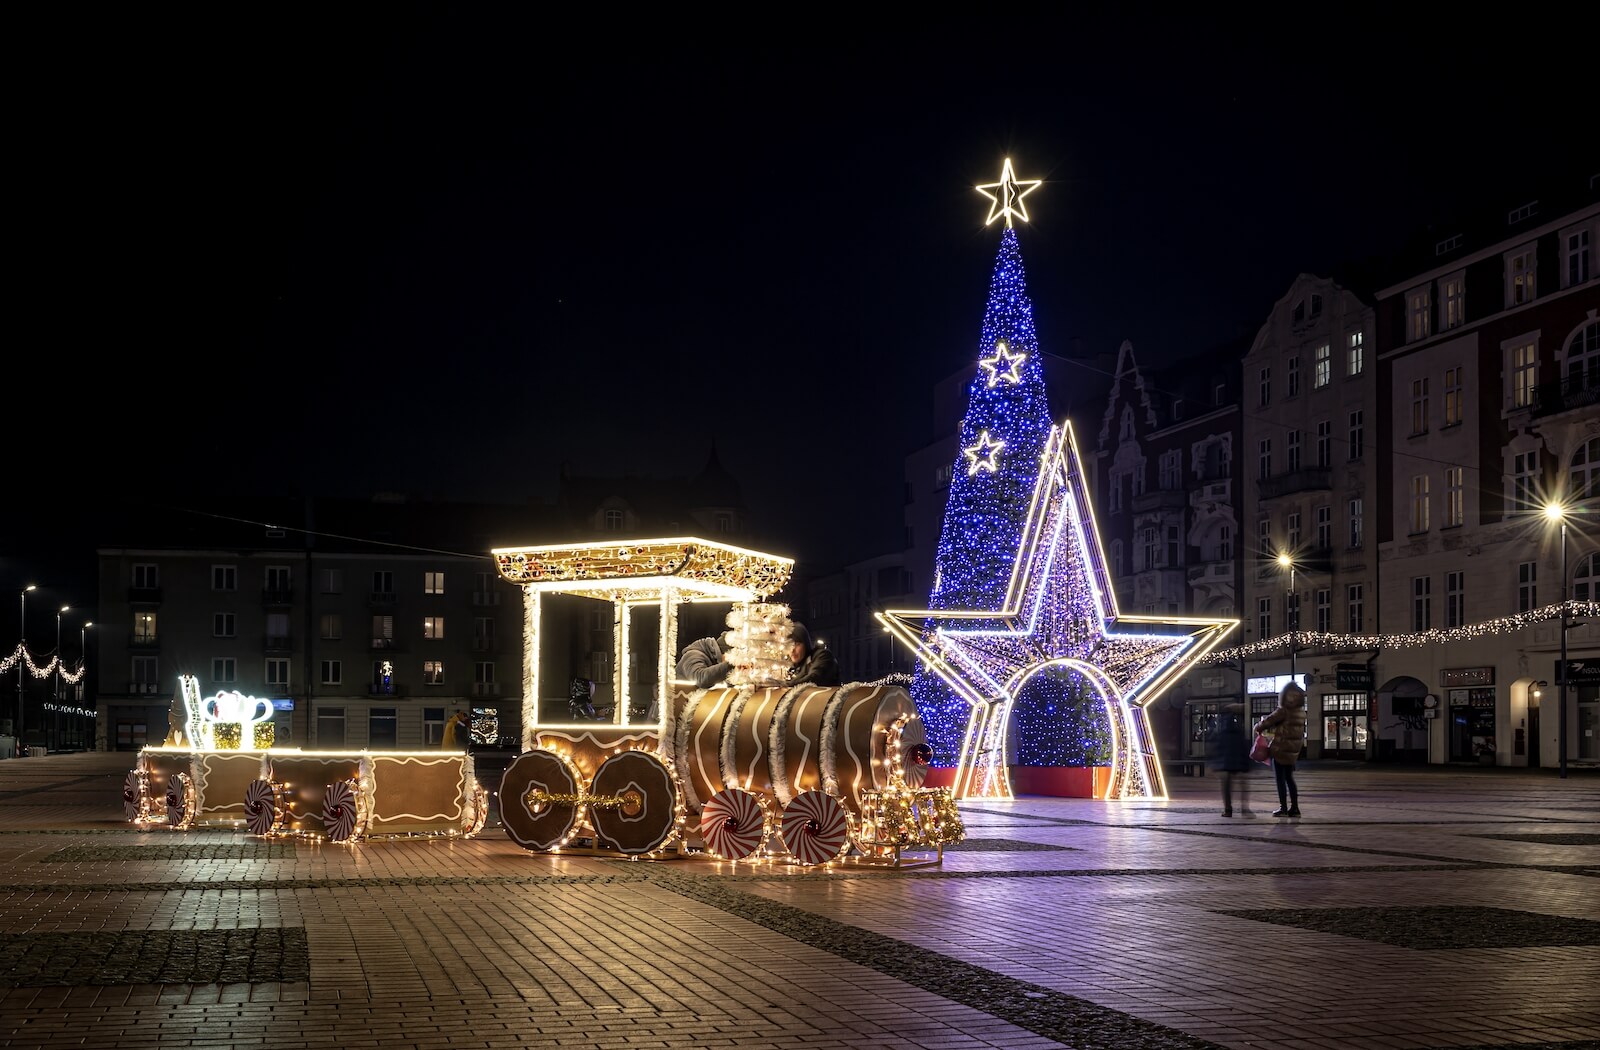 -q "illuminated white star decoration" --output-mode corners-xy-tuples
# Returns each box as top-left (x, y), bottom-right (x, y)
(878, 421), (1236, 801)
(975, 157), (1042, 228)
(962, 430), (1006, 475)
(978, 340), (1026, 387)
